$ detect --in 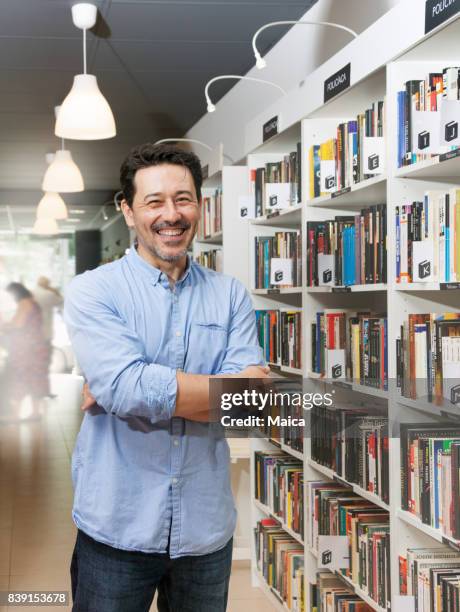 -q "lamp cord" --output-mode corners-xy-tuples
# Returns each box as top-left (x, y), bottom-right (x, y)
(83, 28), (87, 74)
